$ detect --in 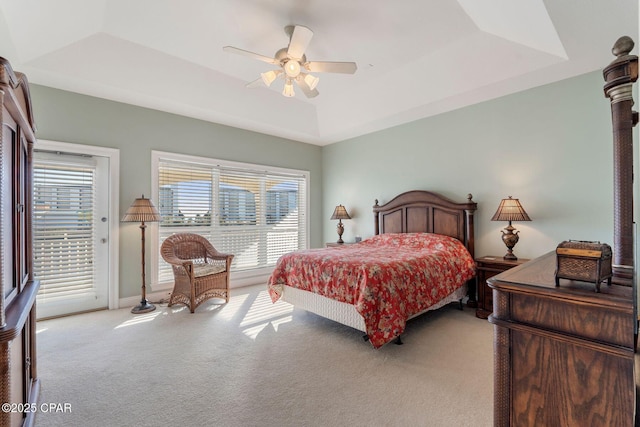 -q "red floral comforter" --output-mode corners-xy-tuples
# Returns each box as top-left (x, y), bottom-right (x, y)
(268, 233), (475, 348)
